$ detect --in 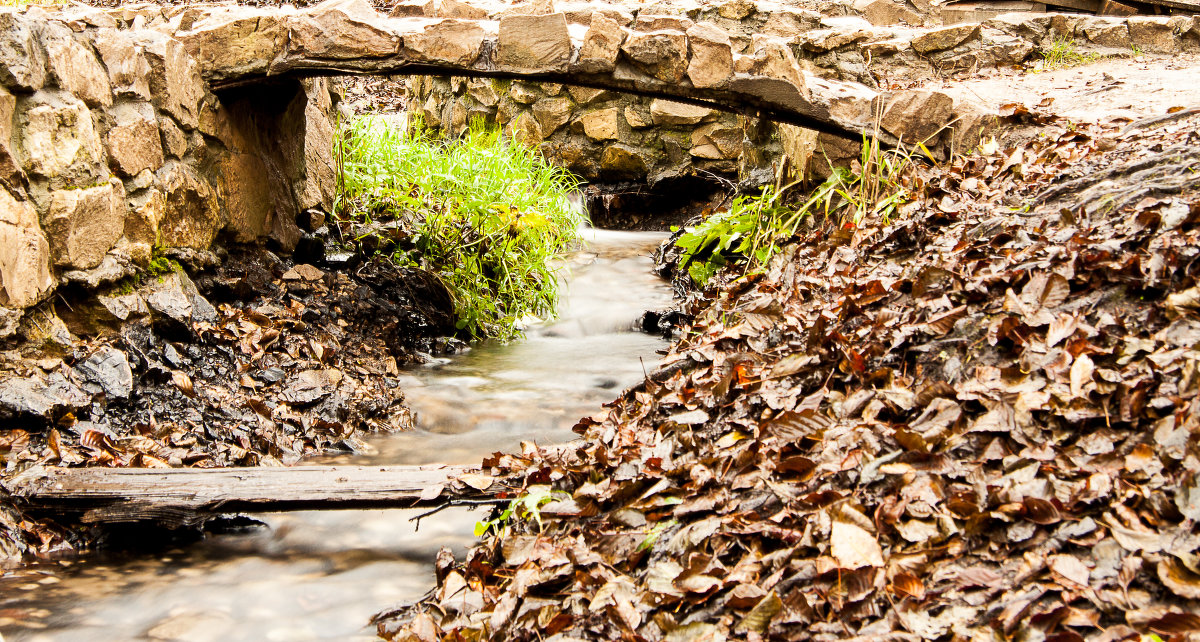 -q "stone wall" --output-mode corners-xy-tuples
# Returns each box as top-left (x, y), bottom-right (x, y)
(404, 0), (1200, 185)
(411, 76), (750, 184)
(0, 7), (340, 332)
